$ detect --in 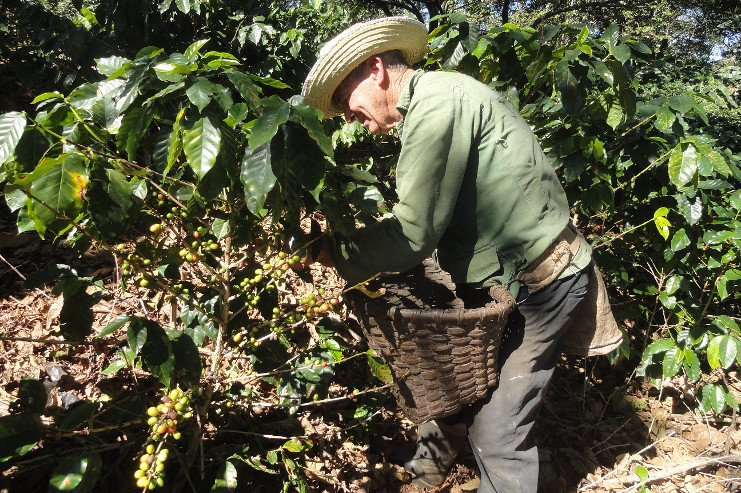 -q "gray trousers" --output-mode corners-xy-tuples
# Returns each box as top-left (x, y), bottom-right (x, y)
(464, 267), (590, 493)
